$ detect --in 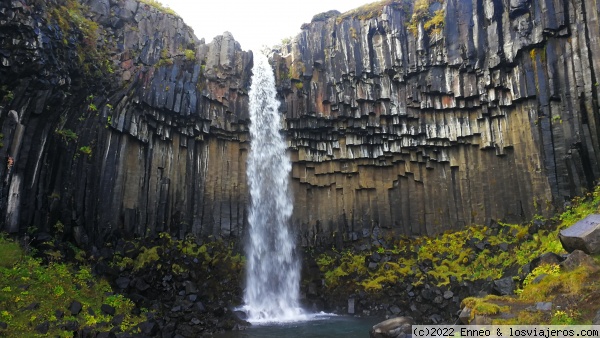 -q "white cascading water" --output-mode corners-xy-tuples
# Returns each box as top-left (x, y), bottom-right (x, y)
(243, 53), (304, 322)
